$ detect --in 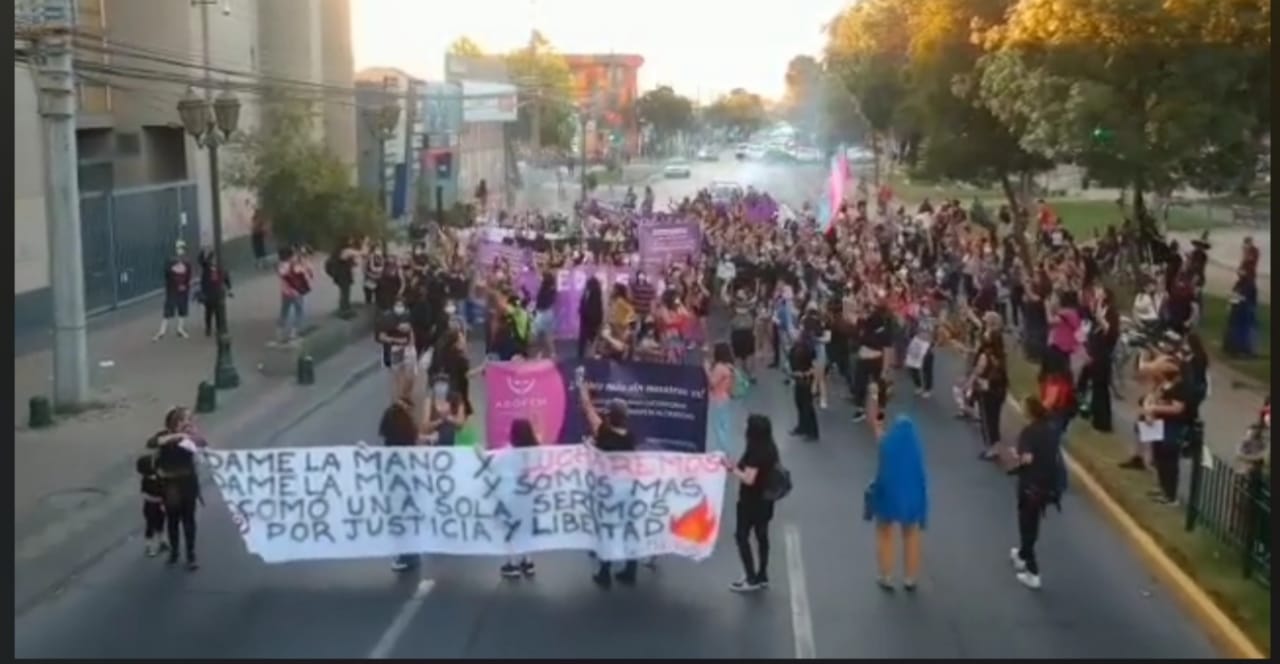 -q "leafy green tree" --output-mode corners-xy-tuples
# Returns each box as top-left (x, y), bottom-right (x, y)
(704, 88), (768, 136)
(505, 31), (575, 150)
(225, 101), (383, 251)
(635, 85), (694, 141)
(974, 0), (1270, 216)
